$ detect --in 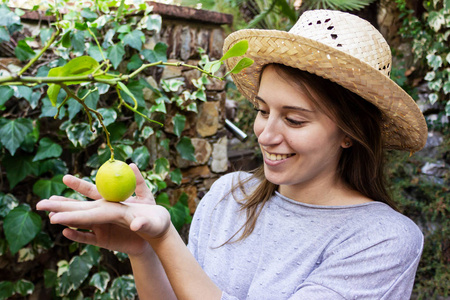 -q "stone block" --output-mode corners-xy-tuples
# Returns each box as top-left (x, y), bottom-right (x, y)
(175, 137), (212, 168)
(181, 165), (212, 184)
(161, 59), (183, 79)
(209, 28), (225, 60)
(211, 136), (228, 173)
(196, 101), (219, 137)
